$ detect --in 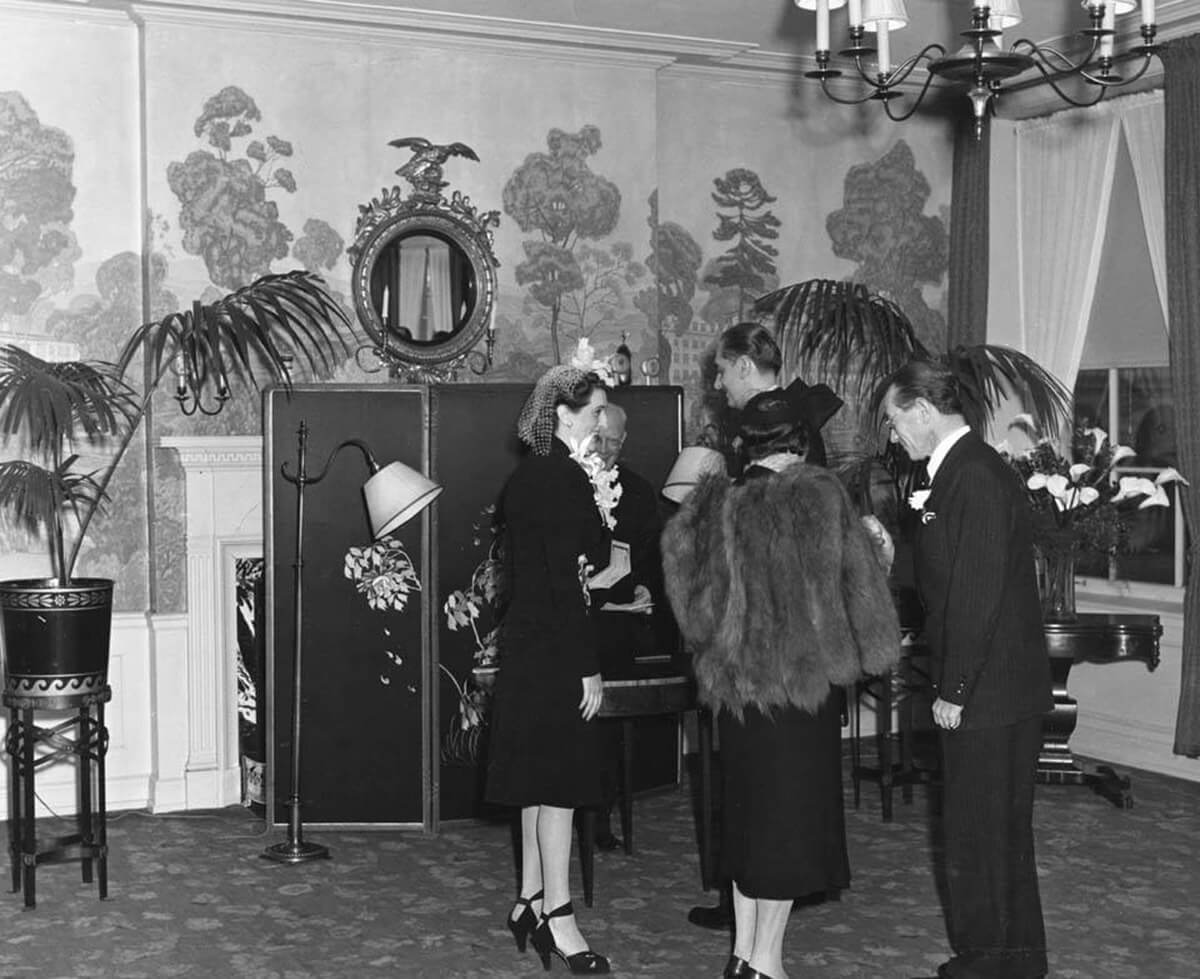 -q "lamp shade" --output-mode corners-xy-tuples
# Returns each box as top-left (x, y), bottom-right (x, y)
(862, 0), (908, 30)
(364, 461), (443, 539)
(1083, 0), (1136, 15)
(794, 0), (848, 8)
(988, 0), (1023, 29)
(662, 446), (725, 504)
